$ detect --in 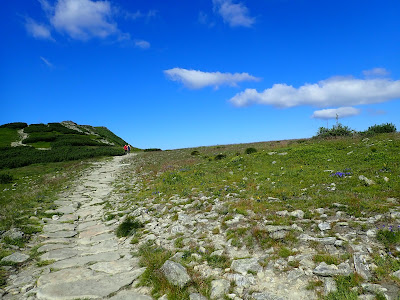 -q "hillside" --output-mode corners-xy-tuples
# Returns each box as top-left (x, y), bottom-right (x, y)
(0, 121), (133, 170)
